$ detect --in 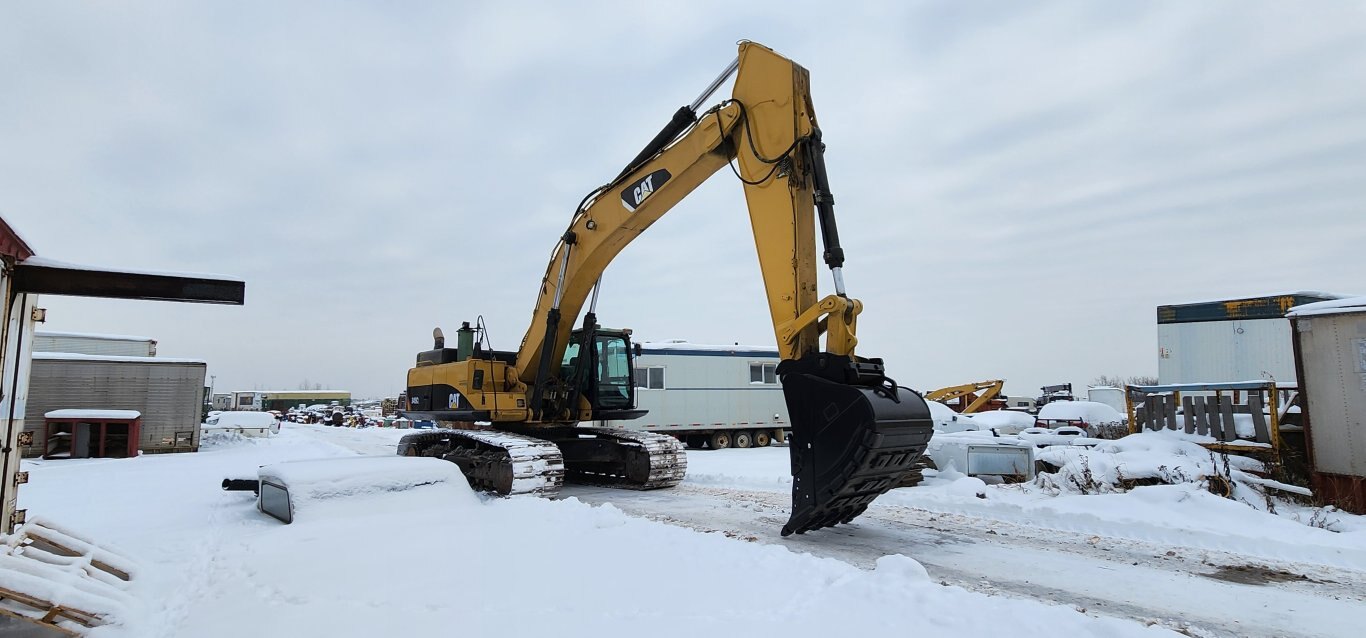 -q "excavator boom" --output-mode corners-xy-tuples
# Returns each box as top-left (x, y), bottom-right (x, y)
(403, 42), (932, 536)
